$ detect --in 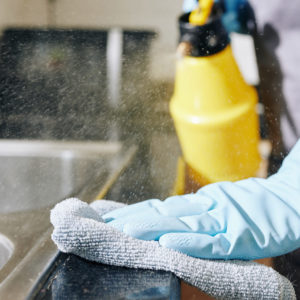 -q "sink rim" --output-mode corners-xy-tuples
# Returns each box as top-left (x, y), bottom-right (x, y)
(0, 139), (123, 158)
